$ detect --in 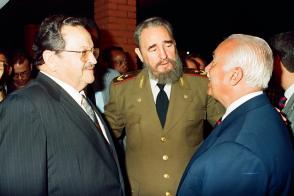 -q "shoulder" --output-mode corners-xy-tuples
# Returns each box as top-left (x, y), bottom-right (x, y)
(107, 68), (120, 76)
(112, 69), (142, 85)
(182, 68), (207, 77)
(0, 91), (37, 116)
